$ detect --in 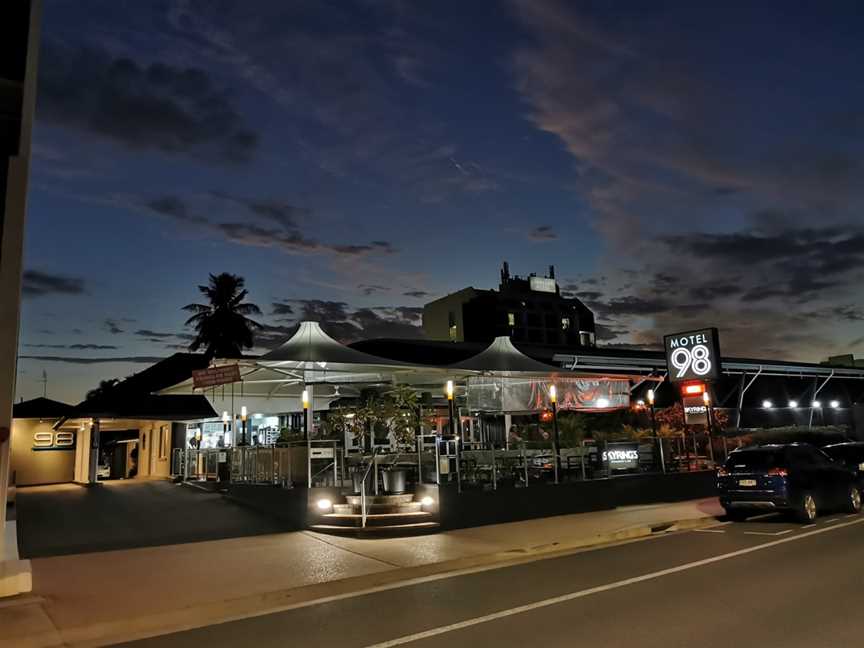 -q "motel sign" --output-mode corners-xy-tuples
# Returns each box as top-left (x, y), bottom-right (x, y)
(663, 327), (722, 384)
